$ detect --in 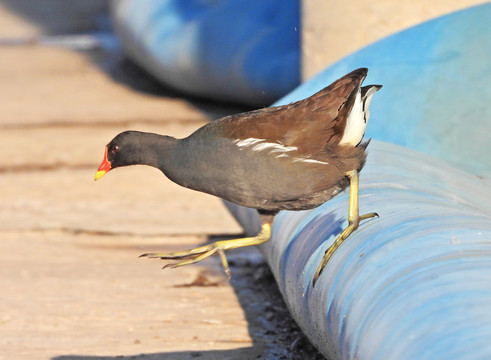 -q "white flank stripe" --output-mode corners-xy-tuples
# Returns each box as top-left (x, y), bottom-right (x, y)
(252, 142), (294, 152)
(293, 158), (329, 165)
(268, 145), (297, 153)
(234, 138), (328, 164)
(233, 138), (265, 148)
(234, 138), (298, 159)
